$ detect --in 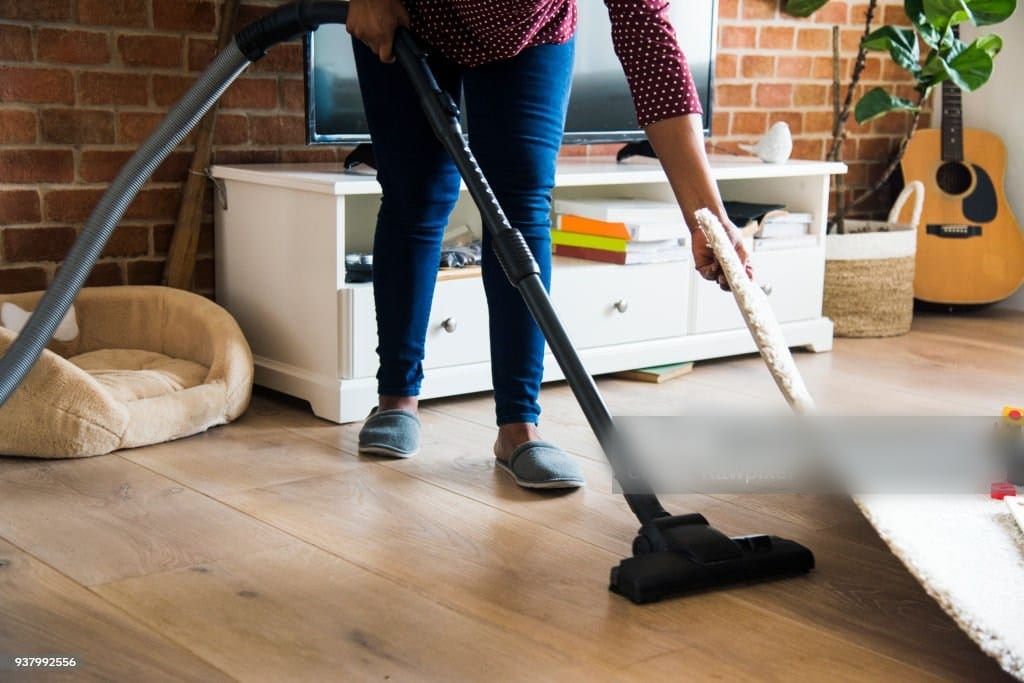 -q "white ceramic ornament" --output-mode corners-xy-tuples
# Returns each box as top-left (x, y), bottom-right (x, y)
(739, 121), (793, 164)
